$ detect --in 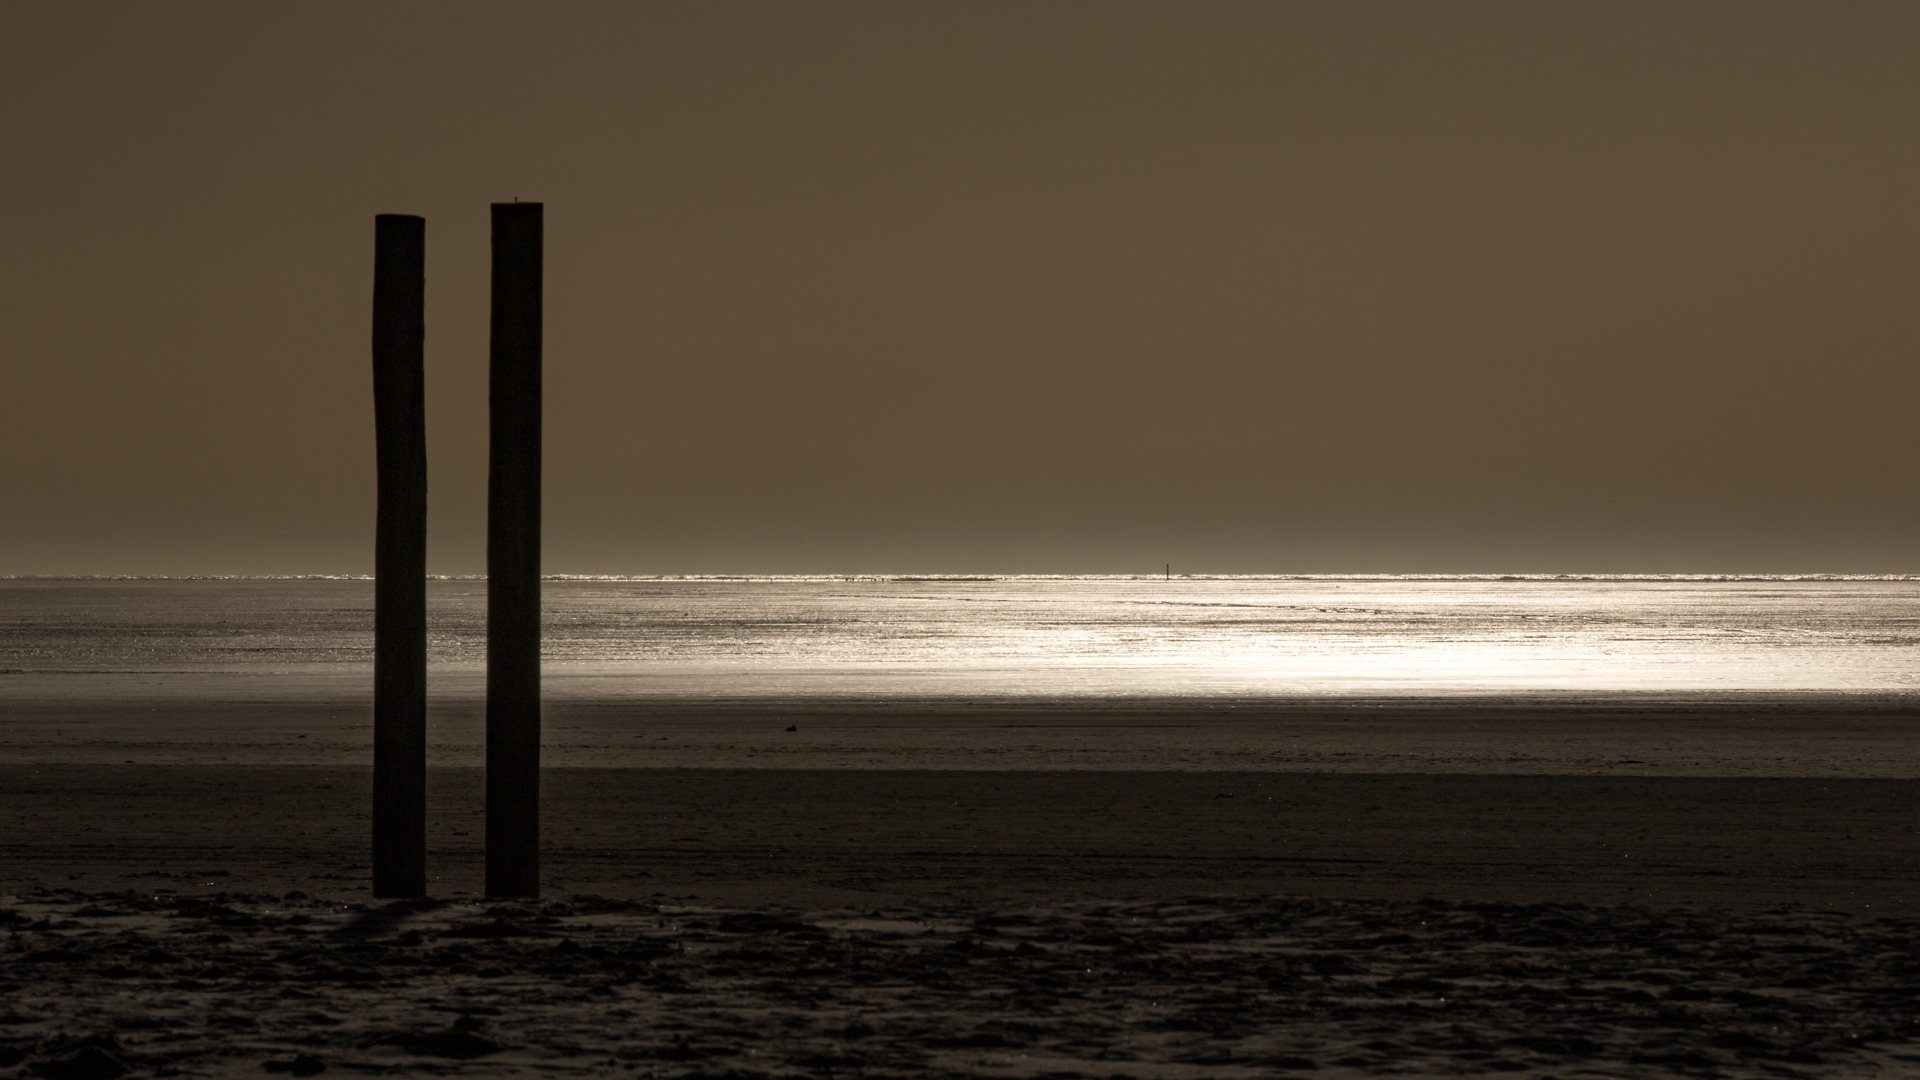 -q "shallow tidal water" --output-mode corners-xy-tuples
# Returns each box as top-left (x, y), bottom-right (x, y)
(5, 576), (1919, 772)
(3, 574), (1917, 699)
